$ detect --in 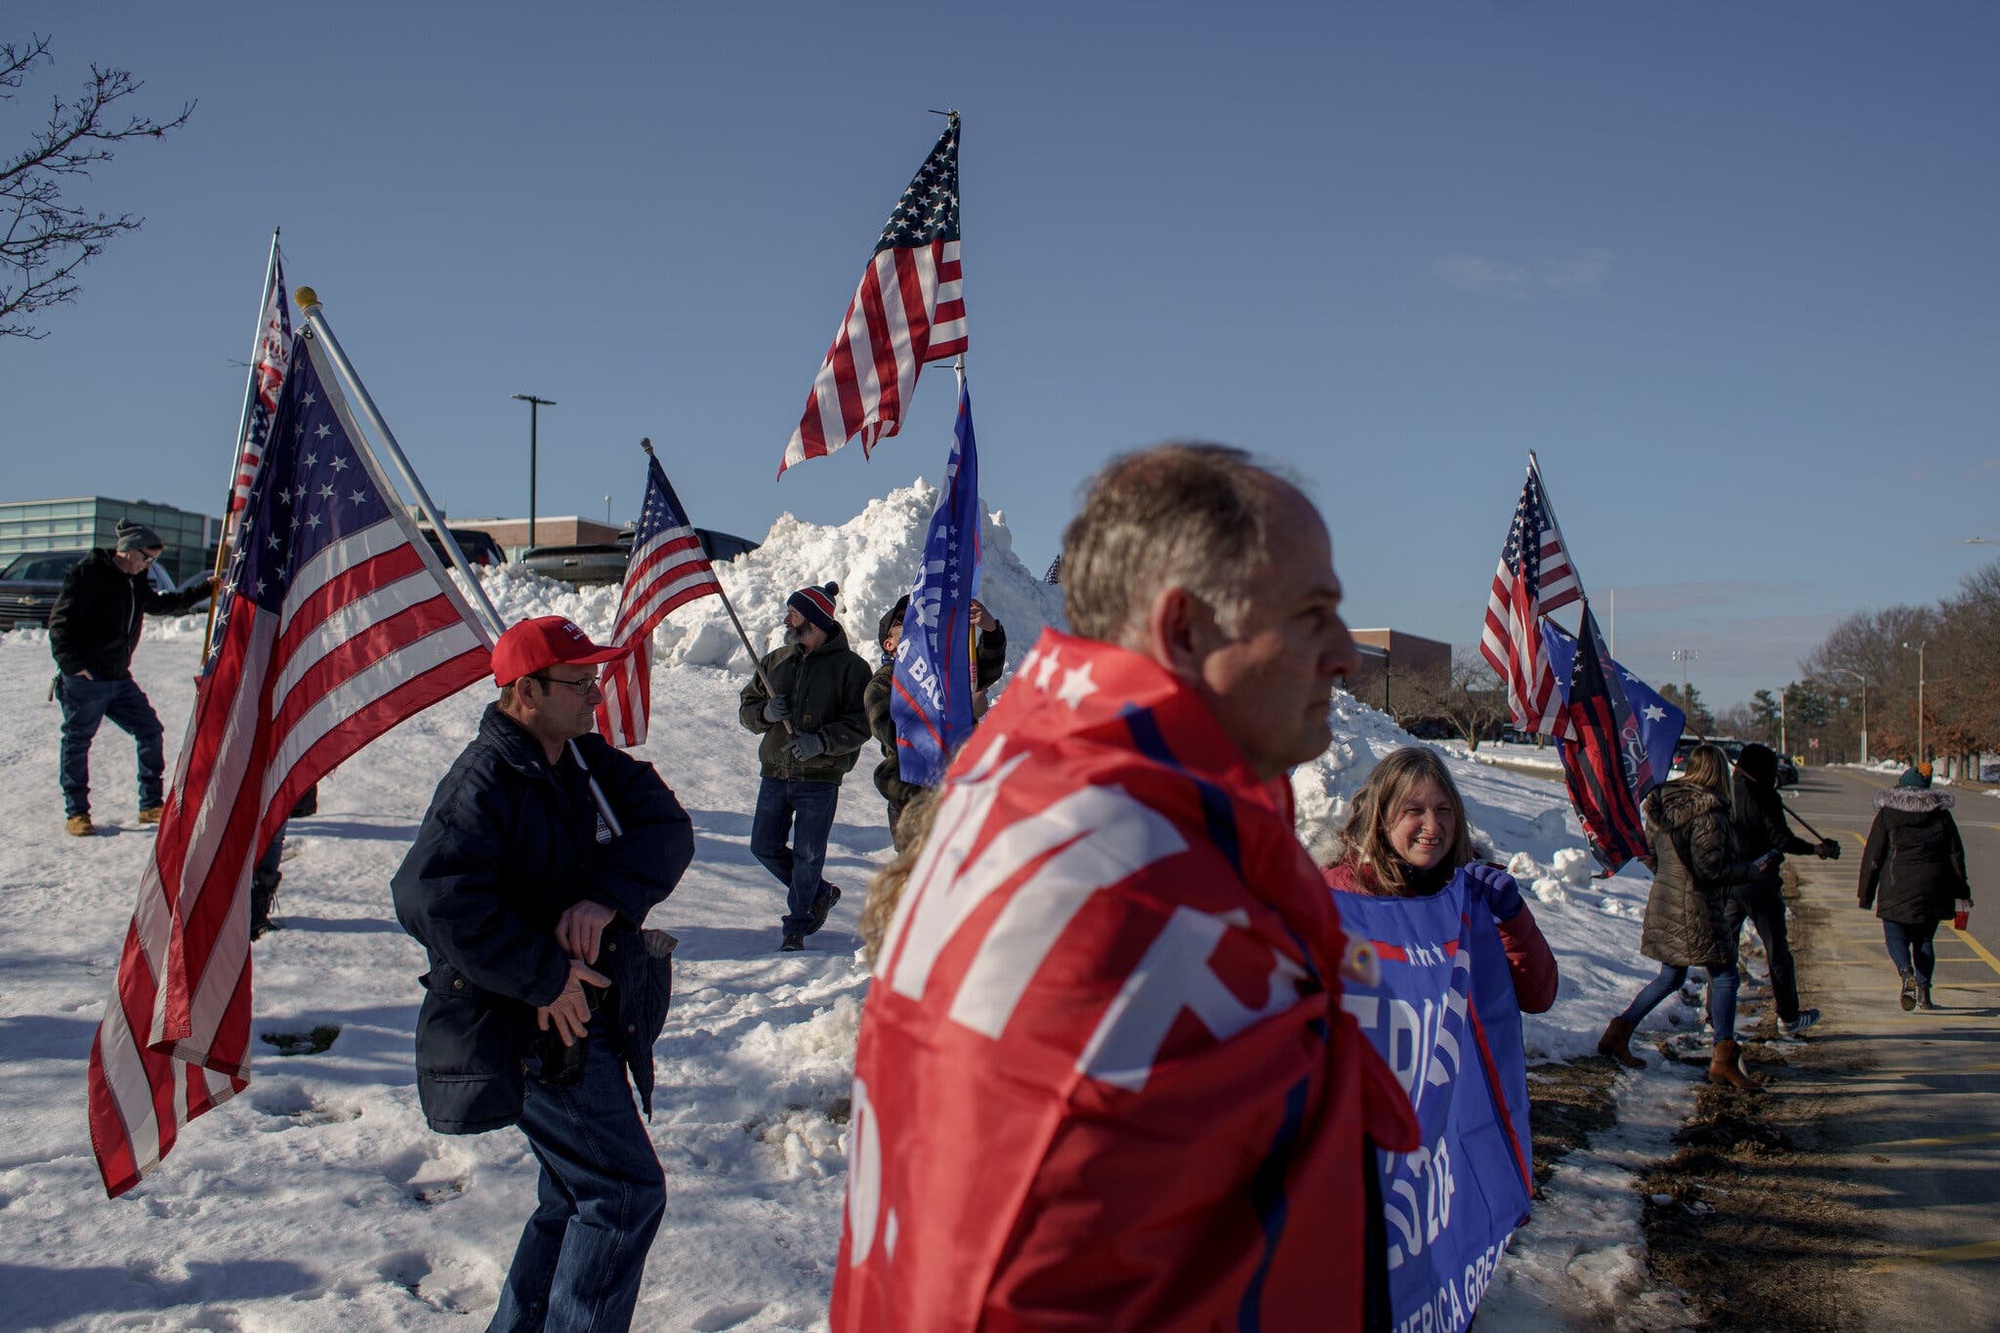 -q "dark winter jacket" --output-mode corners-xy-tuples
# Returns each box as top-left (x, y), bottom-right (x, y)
(48, 549), (211, 680)
(391, 705), (694, 1134)
(1639, 779), (1757, 969)
(864, 621), (1008, 803)
(1858, 787), (1970, 925)
(738, 625), (873, 783)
